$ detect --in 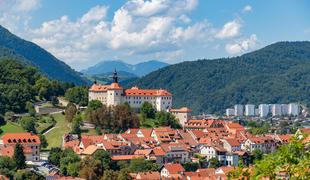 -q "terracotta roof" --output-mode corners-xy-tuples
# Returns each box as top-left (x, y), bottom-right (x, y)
(111, 155), (145, 161)
(277, 134), (294, 143)
(223, 138), (241, 147)
(82, 145), (98, 155)
(0, 146), (14, 157)
(299, 128), (310, 134)
(163, 163), (185, 174)
(125, 87), (172, 97)
(139, 128), (153, 137)
(152, 147), (165, 156)
(134, 149), (152, 156)
(108, 82), (123, 90)
(2, 133), (40, 145)
(64, 140), (80, 149)
(191, 130), (206, 139)
(136, 171), (161, 180)
(89, 84), (110, 92)
(169, 107), (192, 113)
